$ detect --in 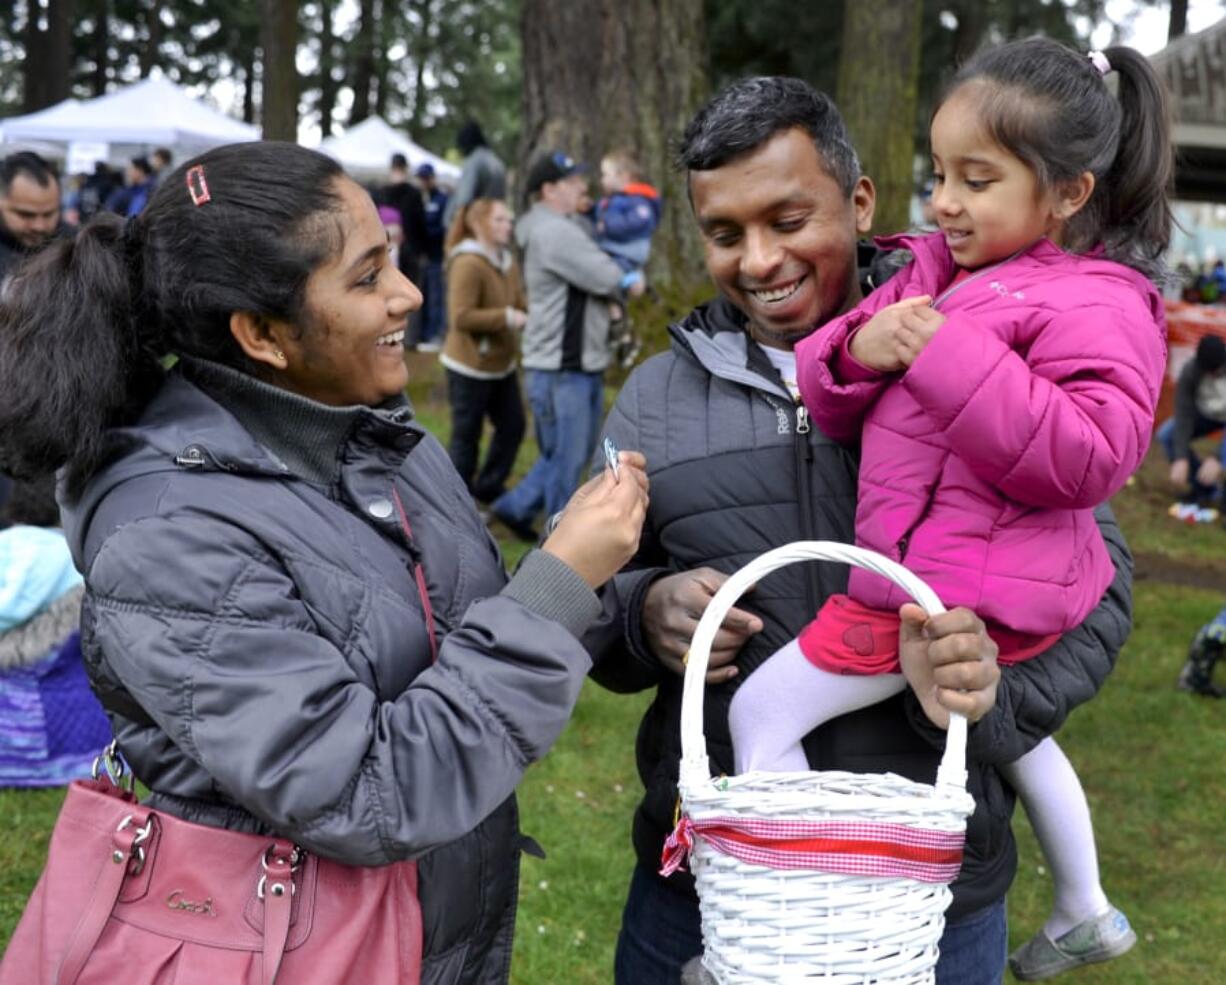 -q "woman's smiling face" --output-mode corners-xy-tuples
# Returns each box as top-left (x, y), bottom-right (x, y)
(278, 177), (422, 407)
